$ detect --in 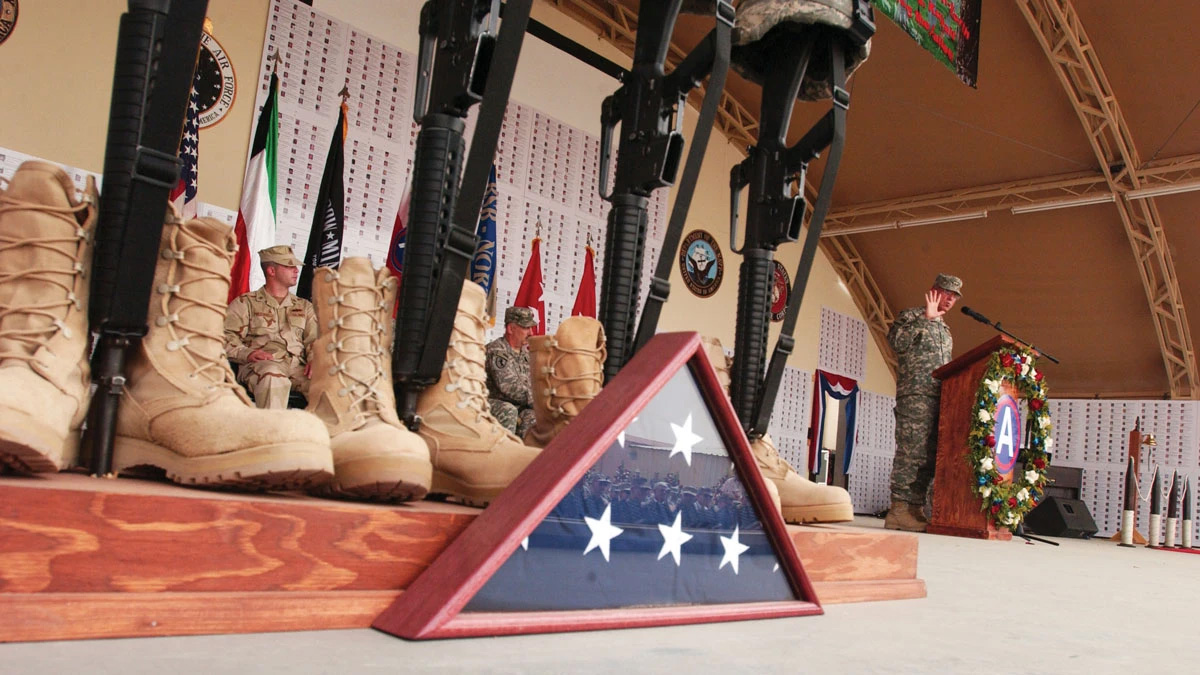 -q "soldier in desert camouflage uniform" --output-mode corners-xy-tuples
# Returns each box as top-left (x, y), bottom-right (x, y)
(224, 245), (317, 409)
(884, 273), (961, 532)
(485, 306), (537, 437)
